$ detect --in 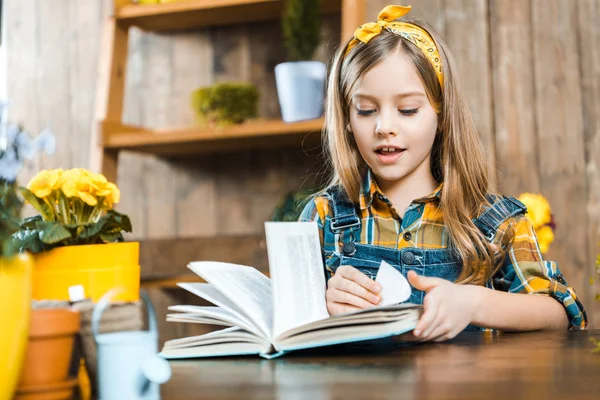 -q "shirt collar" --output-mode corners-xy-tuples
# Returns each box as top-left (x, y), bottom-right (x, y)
(359, 169), (443, 209)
